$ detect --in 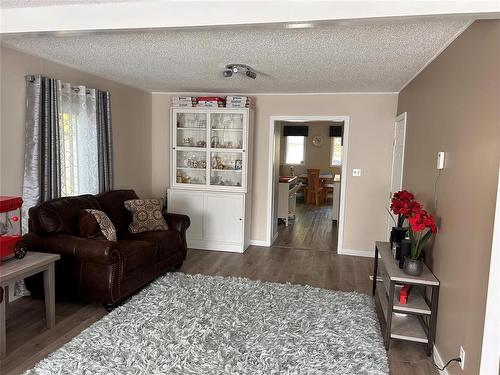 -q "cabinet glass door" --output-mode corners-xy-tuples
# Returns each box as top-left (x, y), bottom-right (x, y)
(176, 112), (207, 148)
(175, 150), (207, 185)
(210, 151), (243, 187)
(210, 112), (244, 150)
